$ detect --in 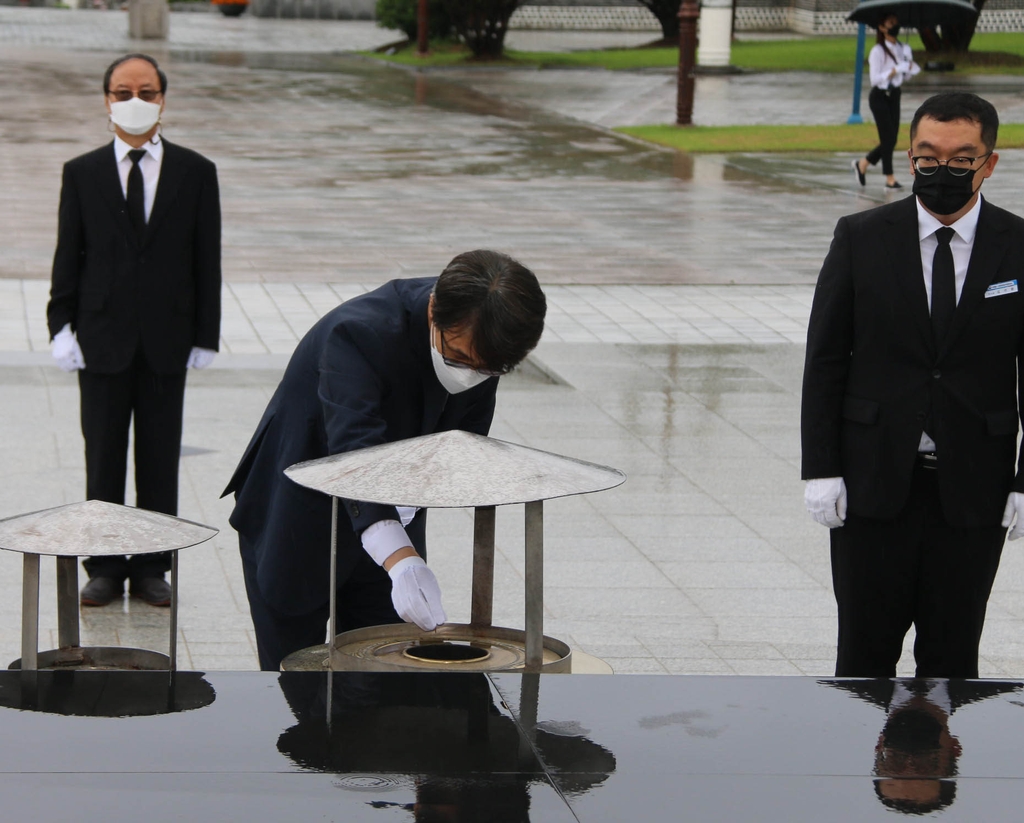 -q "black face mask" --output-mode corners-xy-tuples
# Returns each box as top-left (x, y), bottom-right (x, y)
(913, 166), (981, 215)
(887, 23), (901, 37)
